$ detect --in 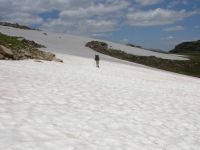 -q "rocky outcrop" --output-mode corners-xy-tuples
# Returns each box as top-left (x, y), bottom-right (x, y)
(18, 38), (46, 48)
(41, 51), (63, 62)
(52, 57), (63, 63)
(0, 45), (14, 59)
(86, 41), (108, 51)
(0, 45), (63, 62)
(0, 32), (63, 62)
